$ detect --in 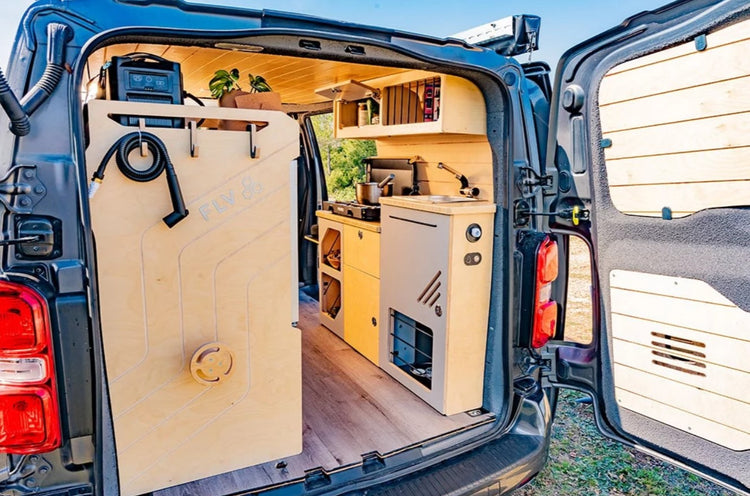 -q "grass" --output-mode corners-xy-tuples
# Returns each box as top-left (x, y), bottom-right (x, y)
(516, 238), (733, 496)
